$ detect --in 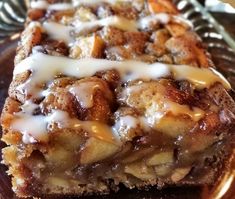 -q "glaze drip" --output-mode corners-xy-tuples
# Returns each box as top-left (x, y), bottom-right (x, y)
(10, 1), (231, 144)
